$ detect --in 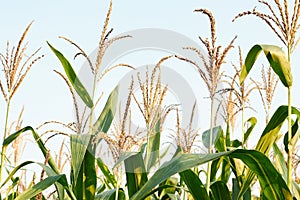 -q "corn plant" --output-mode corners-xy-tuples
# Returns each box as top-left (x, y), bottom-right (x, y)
(234, 0), (300, 198)
(1, 1), (300, 200)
